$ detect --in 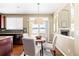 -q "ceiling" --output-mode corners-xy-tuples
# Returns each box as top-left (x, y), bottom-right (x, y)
(0, 3), (67, 14)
